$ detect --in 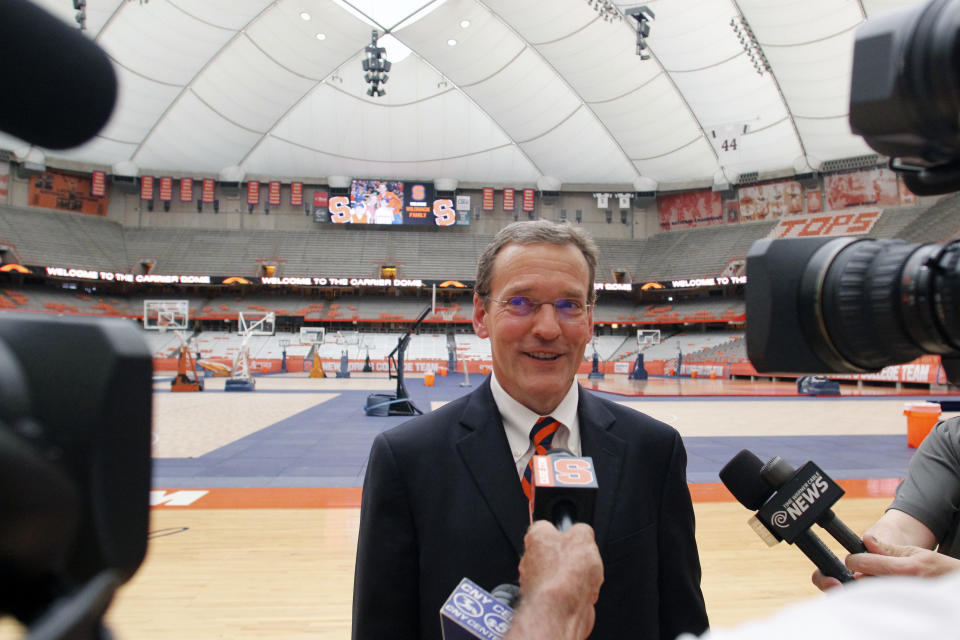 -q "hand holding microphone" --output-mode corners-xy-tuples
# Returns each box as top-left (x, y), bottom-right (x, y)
(504, 521), (603, 640)
(440, 449), (601, 639)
